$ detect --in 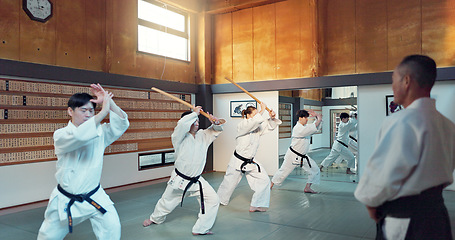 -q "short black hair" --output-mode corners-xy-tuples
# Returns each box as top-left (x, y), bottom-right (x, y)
(399, 55), (436, 88)
(241, 106), (256, 118)
(296, 110), (309, 118)
(340, 112), (350, 120)
(68, 93), (95, 110)
(181, 111), (193, 118)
